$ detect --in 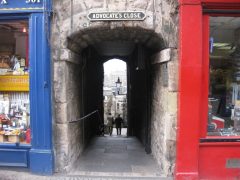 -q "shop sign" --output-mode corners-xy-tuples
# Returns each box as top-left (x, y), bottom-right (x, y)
(0, 0), (43, 10)
(88, 11), (146, 21)
(226, 159), (240, 168)
(0, 75), (29, 91)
